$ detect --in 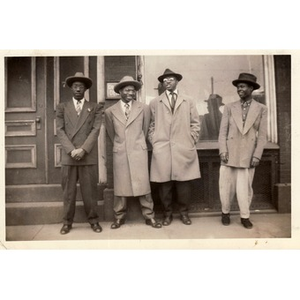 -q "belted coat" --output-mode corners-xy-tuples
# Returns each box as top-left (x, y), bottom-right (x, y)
(105, 100), (151, 197)
(218, 99), (268, 168)
(148, 92), (201, 182)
